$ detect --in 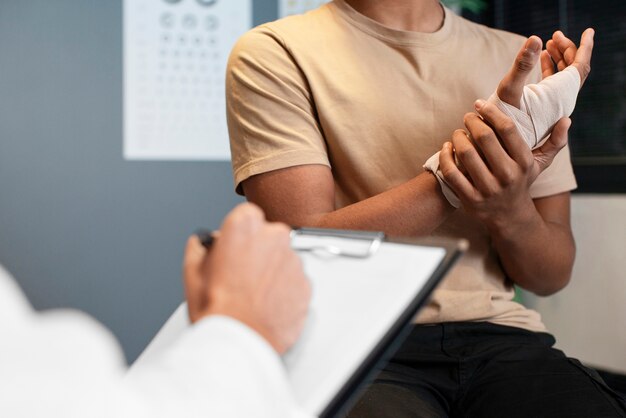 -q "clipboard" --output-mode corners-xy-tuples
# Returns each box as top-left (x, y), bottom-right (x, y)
(130, 228), (466, 417)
